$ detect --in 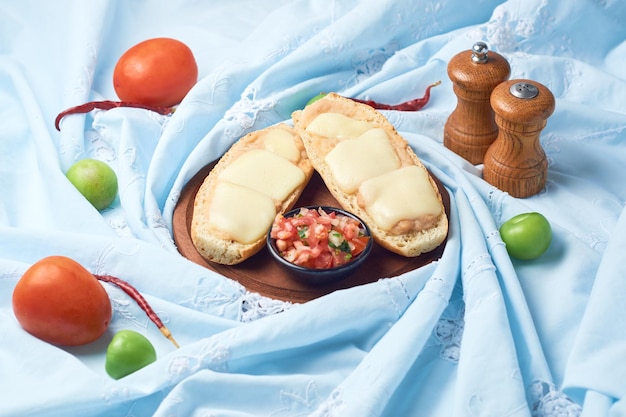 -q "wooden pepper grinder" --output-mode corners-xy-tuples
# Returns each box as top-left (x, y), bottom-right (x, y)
(483, 80), (555, 198)
(444, 42), (511, 164)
